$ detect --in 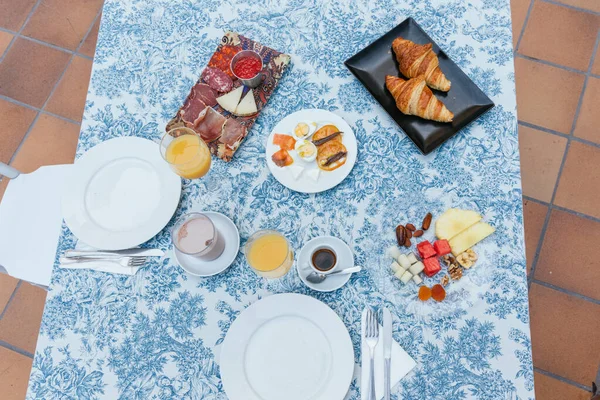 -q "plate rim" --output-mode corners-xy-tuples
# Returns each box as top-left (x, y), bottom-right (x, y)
(265, 109), (357, 194)
(344, 17), (495, 155)
(62, 137), (181, 250)
(220, 293), (355, 400)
